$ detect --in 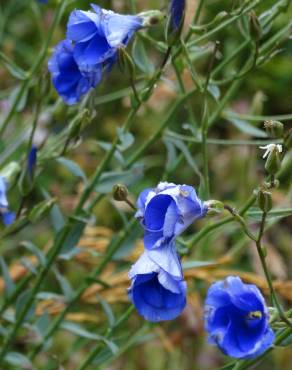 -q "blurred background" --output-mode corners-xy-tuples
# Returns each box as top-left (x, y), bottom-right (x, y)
(0, 0), (291, 369)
